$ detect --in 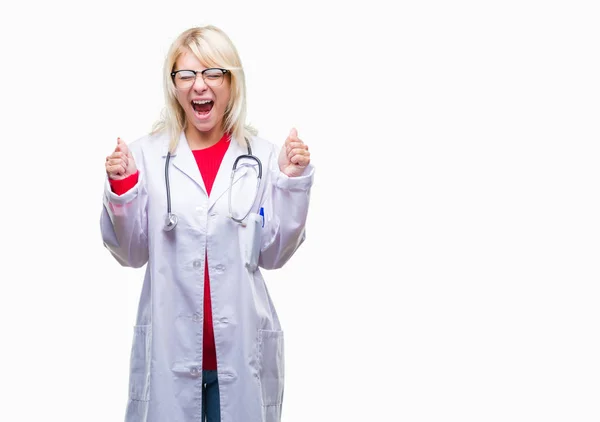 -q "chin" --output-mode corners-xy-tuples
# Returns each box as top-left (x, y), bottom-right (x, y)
(185, 112), (214, 131)
(193, 121), (219, 133)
